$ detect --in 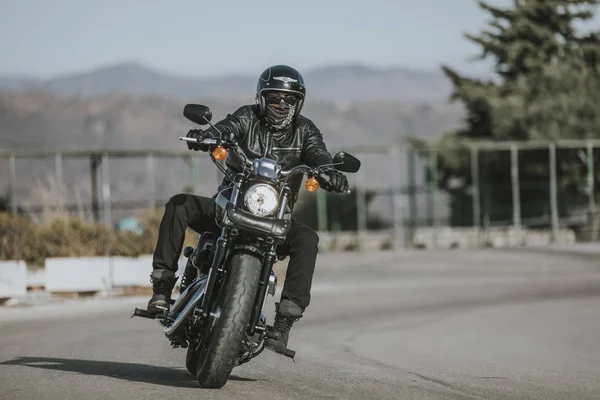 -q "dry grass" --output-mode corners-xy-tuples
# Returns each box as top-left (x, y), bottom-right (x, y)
(0, 213), (37, 262)
(0, 208), (200, 266)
